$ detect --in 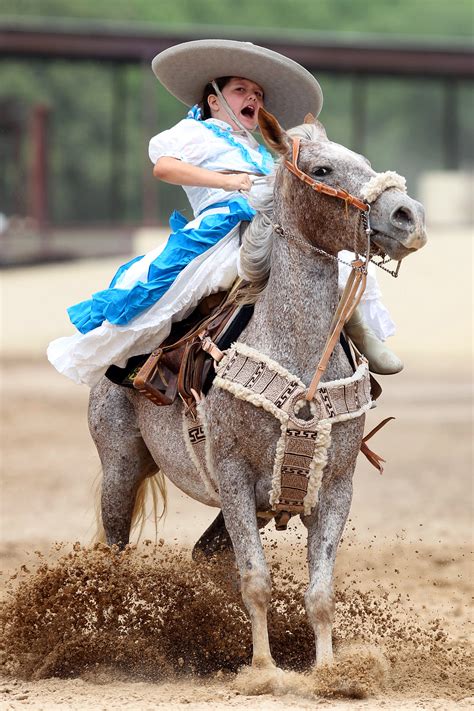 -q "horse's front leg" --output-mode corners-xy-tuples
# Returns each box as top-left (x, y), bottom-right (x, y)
(217, 458), (275, 669)
(302, 463), (355, 667)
